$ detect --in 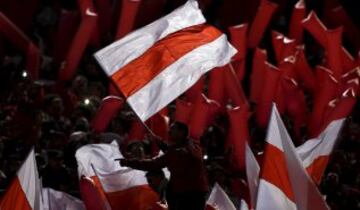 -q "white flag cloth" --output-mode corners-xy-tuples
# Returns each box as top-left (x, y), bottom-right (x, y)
(94, 0), (236, 121)
(75, 142), (162, 210)
(256, 105), (329, 210)
(296, 119), (344, 184)
(43, 188), (86, 210)
(0, 149), (43, 210)
(245, 143), (260, 209)
(206, 183), (237, 210)
(240, 199), (250, 210)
